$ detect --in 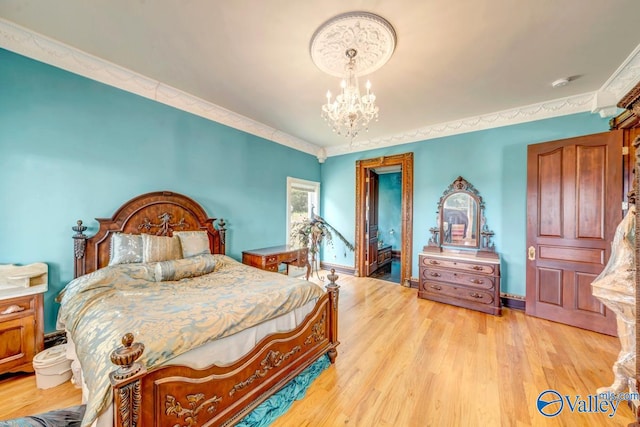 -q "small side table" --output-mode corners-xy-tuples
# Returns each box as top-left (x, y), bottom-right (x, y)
(0, 263), (48, 374)
(242, 245), (311, 280)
